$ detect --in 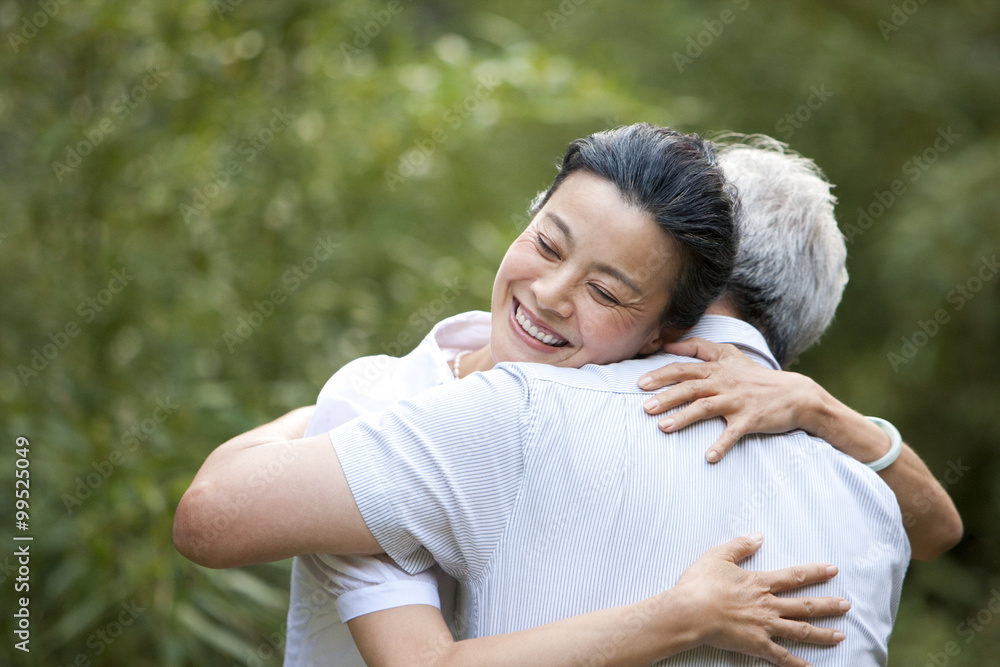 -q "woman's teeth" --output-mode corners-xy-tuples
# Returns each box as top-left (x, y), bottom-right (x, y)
(516, 305), (568, 347)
